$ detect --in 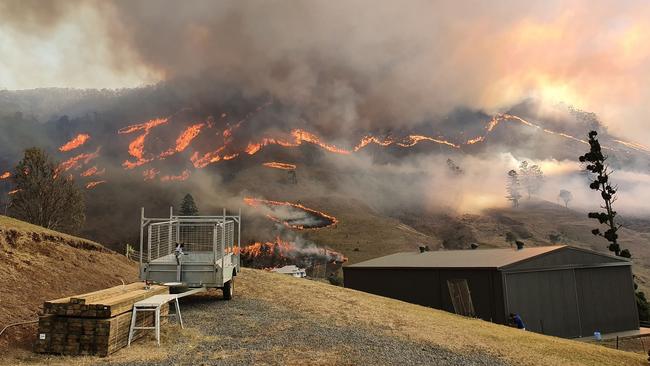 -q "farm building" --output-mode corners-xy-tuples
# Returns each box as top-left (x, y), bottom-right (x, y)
(343, 245), (638, 338)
